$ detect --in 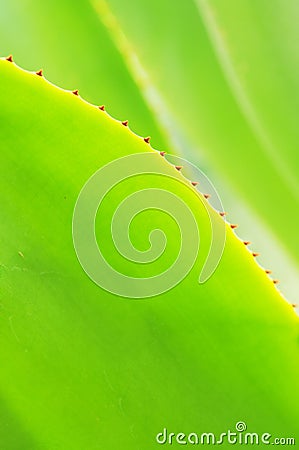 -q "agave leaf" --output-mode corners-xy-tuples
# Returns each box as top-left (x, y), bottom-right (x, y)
(0, 0), (166, 150)
(0, 59), (298, 449)
(94, 0), (299, 300)
(1, 0), (297, 301)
